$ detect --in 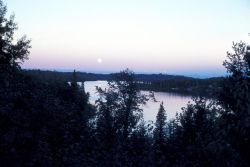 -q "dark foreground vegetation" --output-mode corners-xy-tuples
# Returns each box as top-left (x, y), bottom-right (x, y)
(1, 1), (250, 166)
